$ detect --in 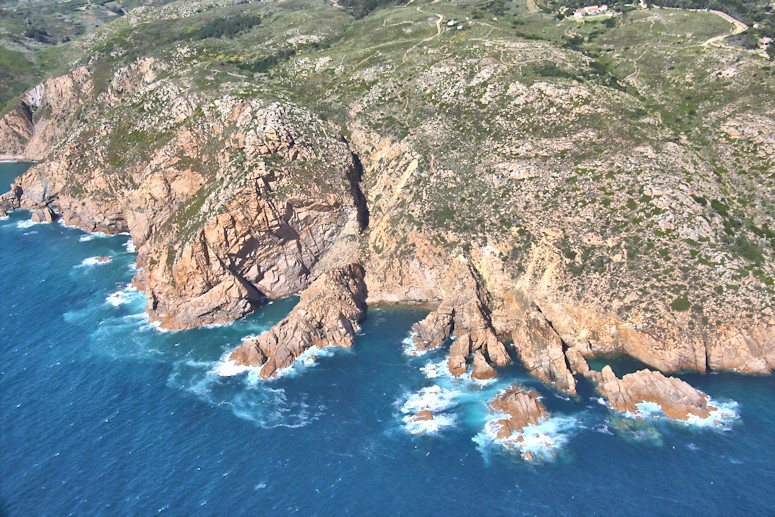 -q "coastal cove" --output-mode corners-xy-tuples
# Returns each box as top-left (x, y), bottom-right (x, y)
(1, 162), (774, 514)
